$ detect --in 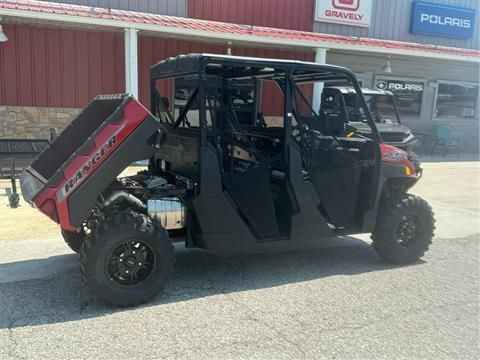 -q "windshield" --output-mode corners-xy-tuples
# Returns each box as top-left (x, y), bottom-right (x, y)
(344, 94), (400, 124)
